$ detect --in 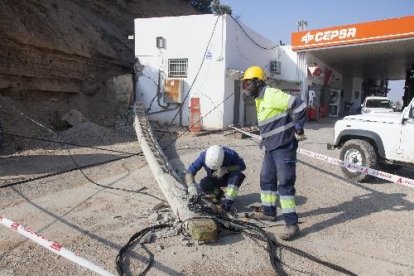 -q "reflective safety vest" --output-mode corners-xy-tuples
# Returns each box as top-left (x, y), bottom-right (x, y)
(255, 86), (306, 151)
